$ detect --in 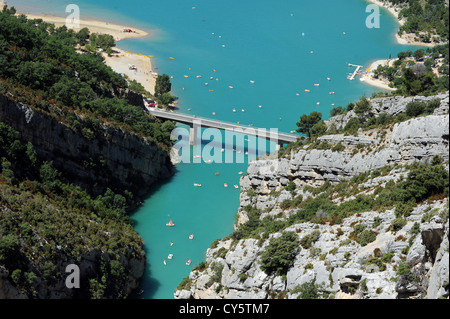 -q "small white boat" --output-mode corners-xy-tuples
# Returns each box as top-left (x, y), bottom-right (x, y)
(186, 260), (191, 266)
(166, 219), (175, 227)
(314, 83), (320, 86)
(196, 75), (202, 78)
(204, 160), (212, 164)
(224, 183), (228, 188)
(164, 259), (166, 265)
(233, 108), (236, 112)
(189, 234), (194, 240)
(238, 171), (243, 175)
(205, 83), (209, 86)
(194, 183), (202, 187)
(229, 86), (233, 89)
(168, 254), (173, 259)
(234, 185), (239, 189)
(258, 105), (262, 108)
(250, 80), (255, 84)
